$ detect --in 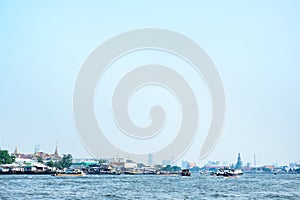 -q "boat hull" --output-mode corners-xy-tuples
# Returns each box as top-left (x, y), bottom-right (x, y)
(52, 173), (86, 177)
